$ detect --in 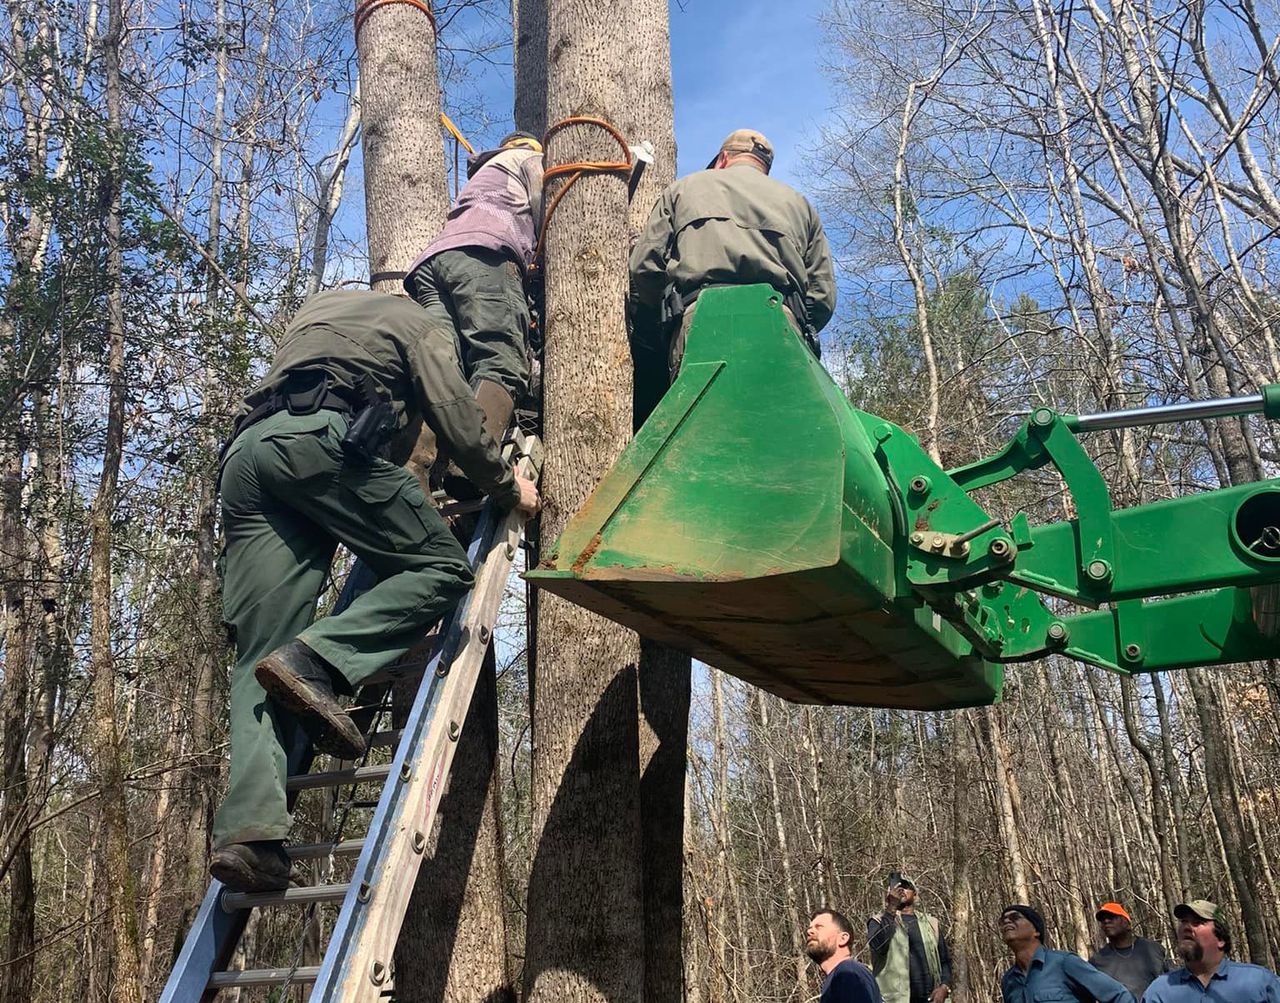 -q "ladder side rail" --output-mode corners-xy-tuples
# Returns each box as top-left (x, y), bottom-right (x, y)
(159, 725), (316, 1001)
(310, 438), (538, 1001)
(158, 879), (249, 1003)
